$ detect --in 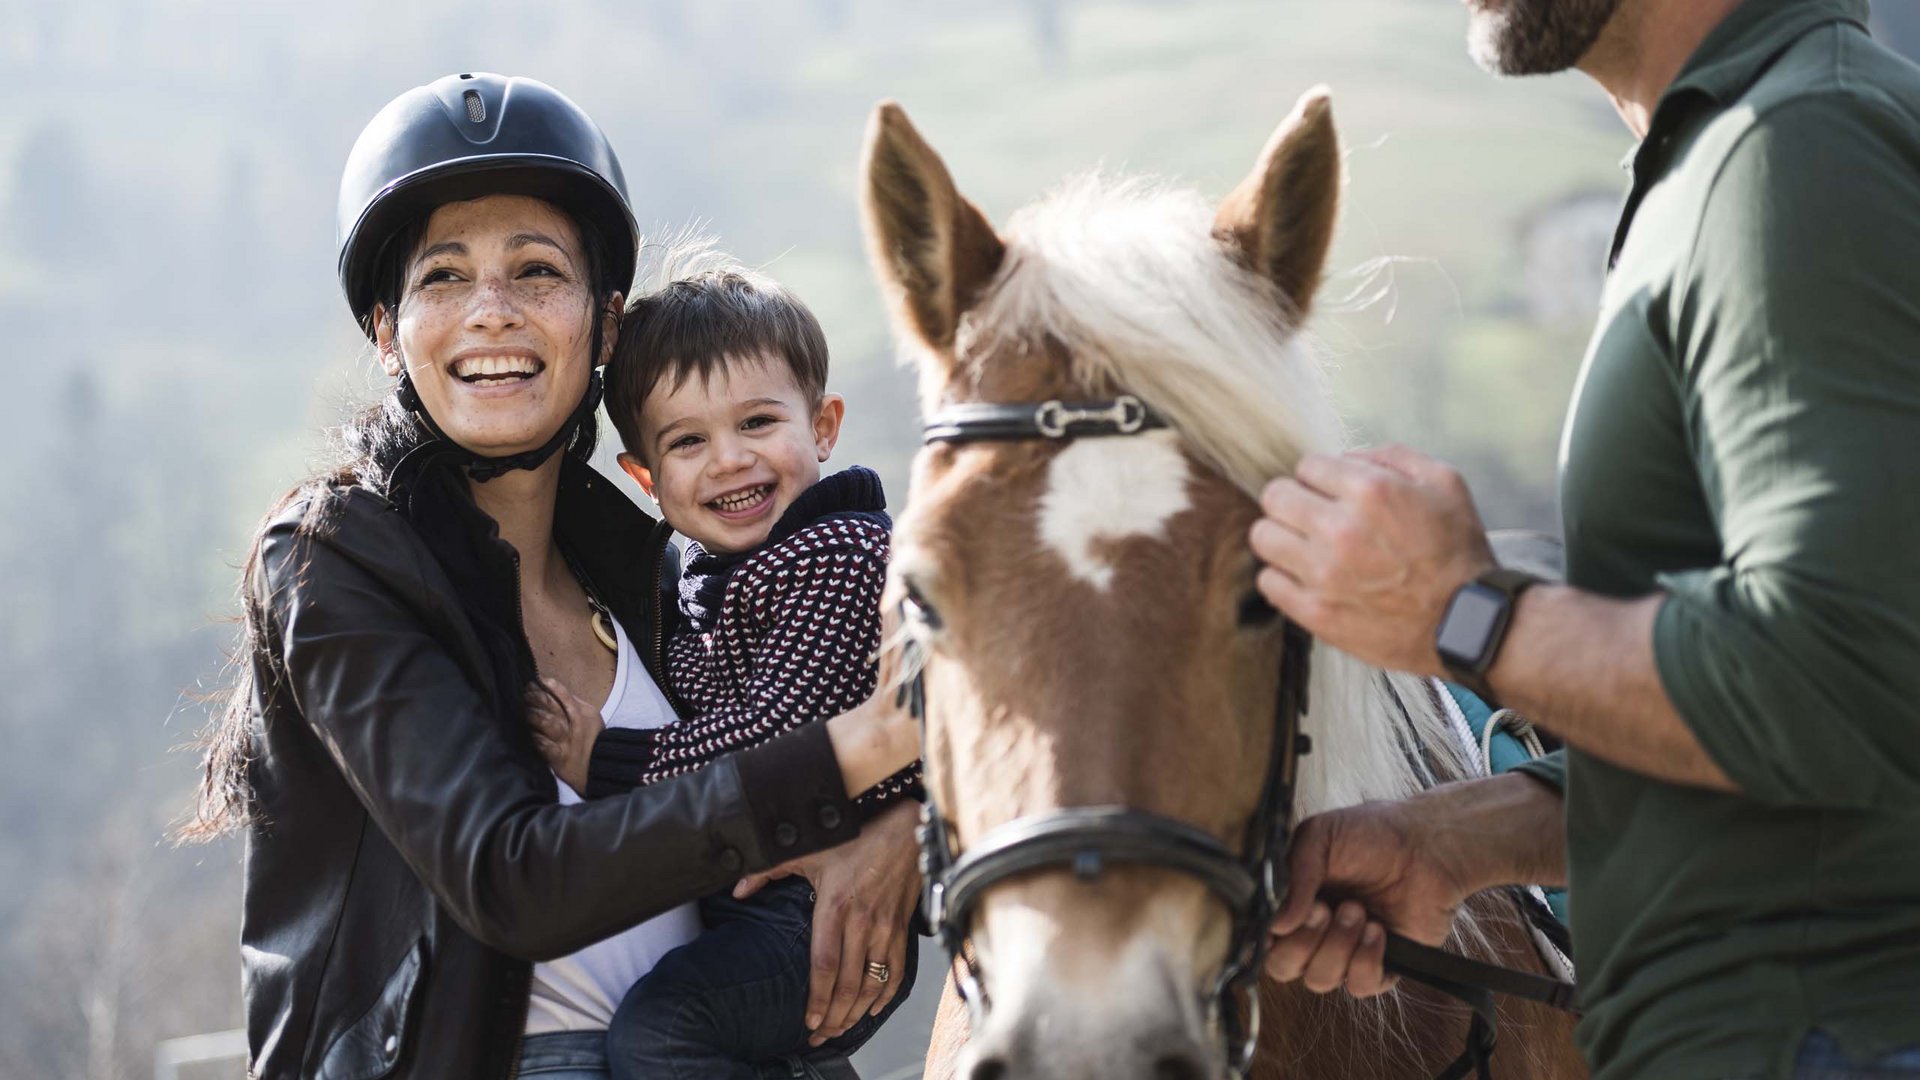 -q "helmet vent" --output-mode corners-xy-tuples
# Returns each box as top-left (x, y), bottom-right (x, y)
(464, 90), (486, 124)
